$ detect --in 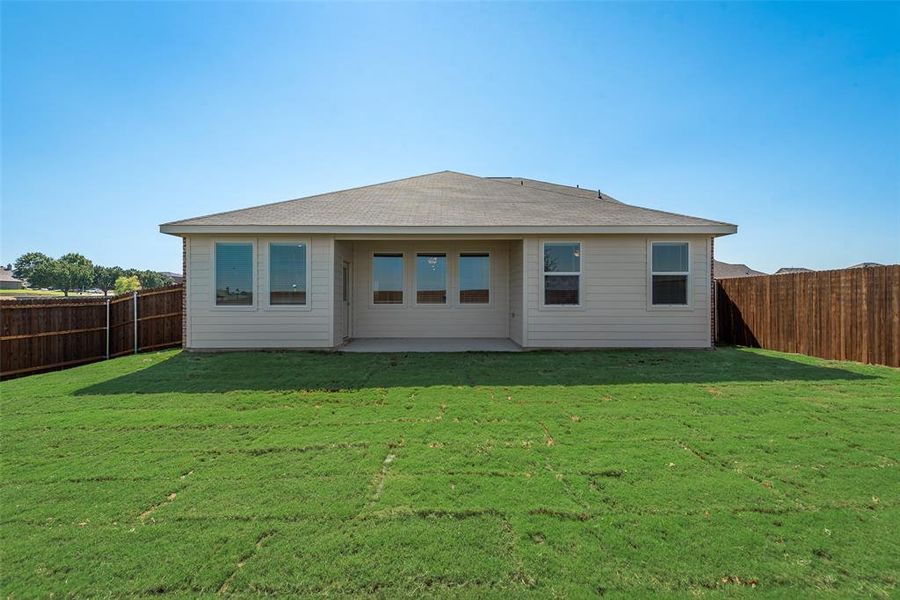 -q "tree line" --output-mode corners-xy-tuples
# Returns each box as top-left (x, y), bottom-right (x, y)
(12, 252), (175, 296)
